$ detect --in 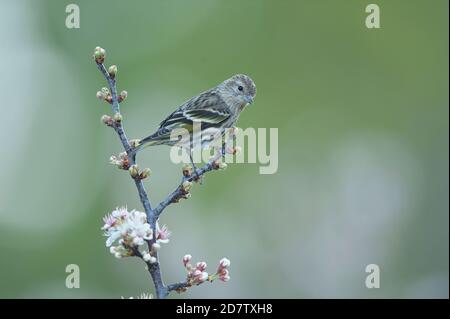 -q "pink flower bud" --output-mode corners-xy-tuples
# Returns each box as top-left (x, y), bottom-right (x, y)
(193, 271), (209, 284)
(218, 258), (231, 272)
(198, 272), (209, 283)
(219, 268), (229, 277)
(196, 262), (207, 271)
(183, 254), (192, 267)
(102, 213), (116, 230)
(192, 269), (202, 277)
(157, 224), (171, 244)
